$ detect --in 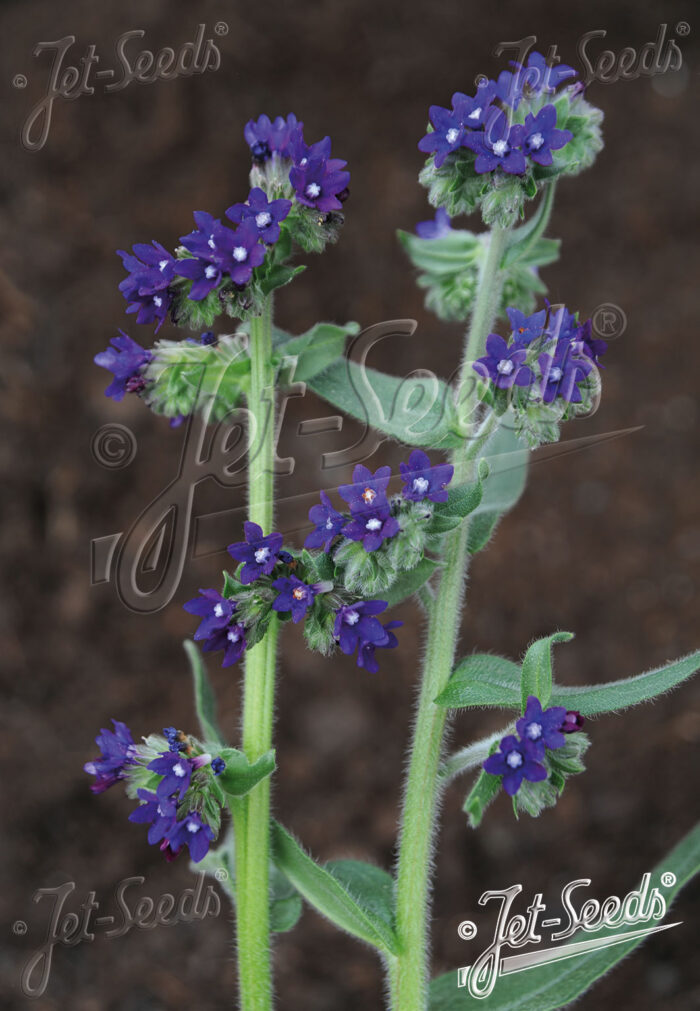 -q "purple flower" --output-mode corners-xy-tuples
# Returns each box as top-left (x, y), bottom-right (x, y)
(290, 156), (350, 212)
(464, 108), (526, 175)
(202, 623), (247, 667)
(165, 811), (216, 863)
(334, 601), (389, 656)
(228, 521), (284, 584)
(415, 207), (452, 239)
(342, 507), (400, 552)
(453, 82), (498, 128)
(483, 734), (547, 796)
(507, 307), (547, 346)
(148, 752), (193, 799)
(538, 340), (593, 403)
(545, 303), (577, 341)
(338, 465), (392, 514)
(357, 620), (402, 673)
(400, 449), (454, 503)
(94, 331), (152, 401)
(84, 720), (138, 793)
(561, 710), (585, 733)
(173, 256), (223, 301)
(418, 105), (466, 168)
(514, 51), (577, 93)
(304, 491), (346, 552)
(244, 113), (302, 161)
(129, 789), (178, 845)
(183, 588), (237, 641)
(118, 244), (174, 330)
(226, 187), (292, 244)
(522, 105), (572, 167)
(516, 695), (568, 757)
(569, 319), (607, 365)
(474, 333), (534, 389)
(216, 218), (267, 285)
(272, 575), (318, 623)
(211, 756), (226, 775)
